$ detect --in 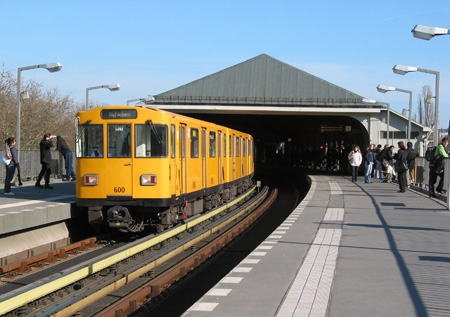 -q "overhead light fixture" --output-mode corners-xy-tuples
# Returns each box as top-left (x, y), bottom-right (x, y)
(412, 25), (450, 40)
